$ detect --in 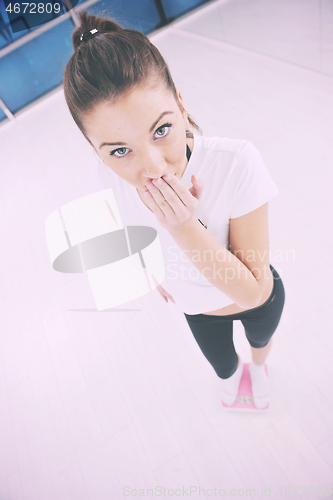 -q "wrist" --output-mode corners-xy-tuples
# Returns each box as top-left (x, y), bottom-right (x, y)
(168, 215), (200, 235)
